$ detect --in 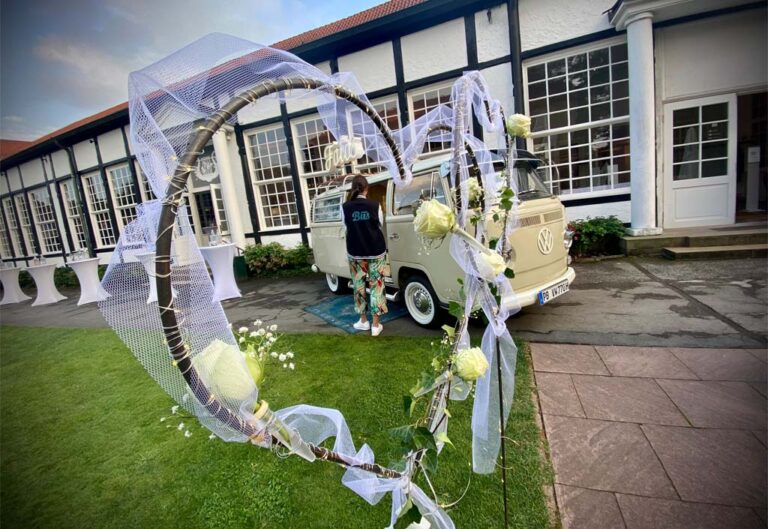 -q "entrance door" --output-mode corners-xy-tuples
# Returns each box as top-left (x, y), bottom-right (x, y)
(663, 94), (737, 228)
